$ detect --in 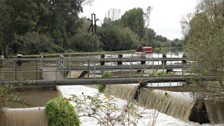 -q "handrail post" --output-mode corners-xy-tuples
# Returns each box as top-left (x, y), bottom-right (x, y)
(0, 55), (4, 67)
(56, 60), (58, 81)
(88, 54), (90, 78)
(13, 59), (17, 80)
(100, 54), (105, 66)
(118, 54), (123, 65)
(36, 60), (38, 80)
